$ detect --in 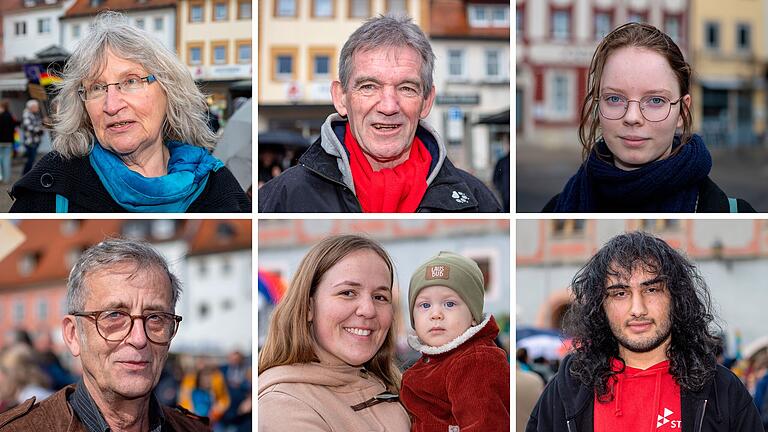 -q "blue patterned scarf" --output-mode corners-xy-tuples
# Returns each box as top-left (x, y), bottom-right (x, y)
(89, 140), (224, 212)
(552, 134), (712, 212)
